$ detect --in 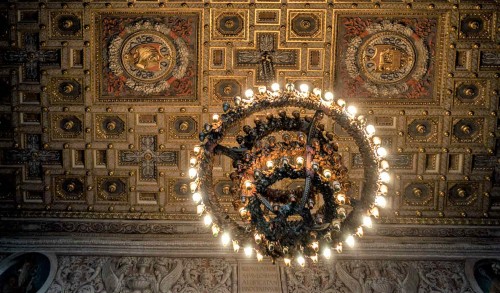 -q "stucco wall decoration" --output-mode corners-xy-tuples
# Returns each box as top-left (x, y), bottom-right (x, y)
(334, 14), (444, 103)
(94, 12), (200, 102)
